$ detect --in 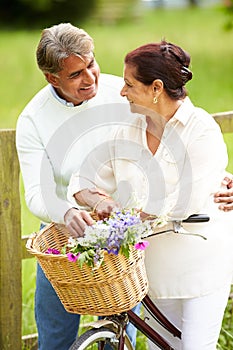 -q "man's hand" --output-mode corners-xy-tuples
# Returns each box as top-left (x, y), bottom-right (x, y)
(214, 176), (233, 211)
(64, 208), (95, 237)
